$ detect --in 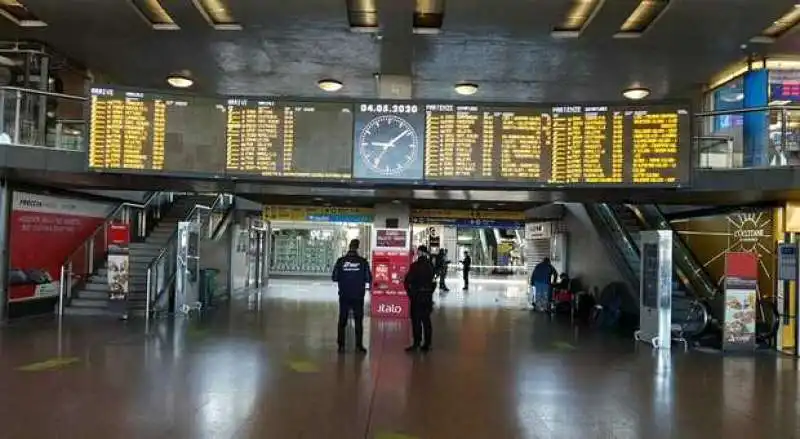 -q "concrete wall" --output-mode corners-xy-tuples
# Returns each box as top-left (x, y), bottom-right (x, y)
(562, 203), (624, 293)
(373, 203), (410, 229)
